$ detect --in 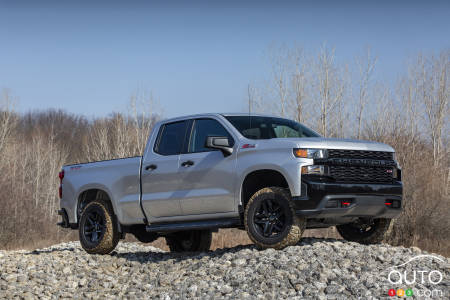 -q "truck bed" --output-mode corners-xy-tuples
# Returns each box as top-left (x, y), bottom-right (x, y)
(61, 156), (145, 226)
